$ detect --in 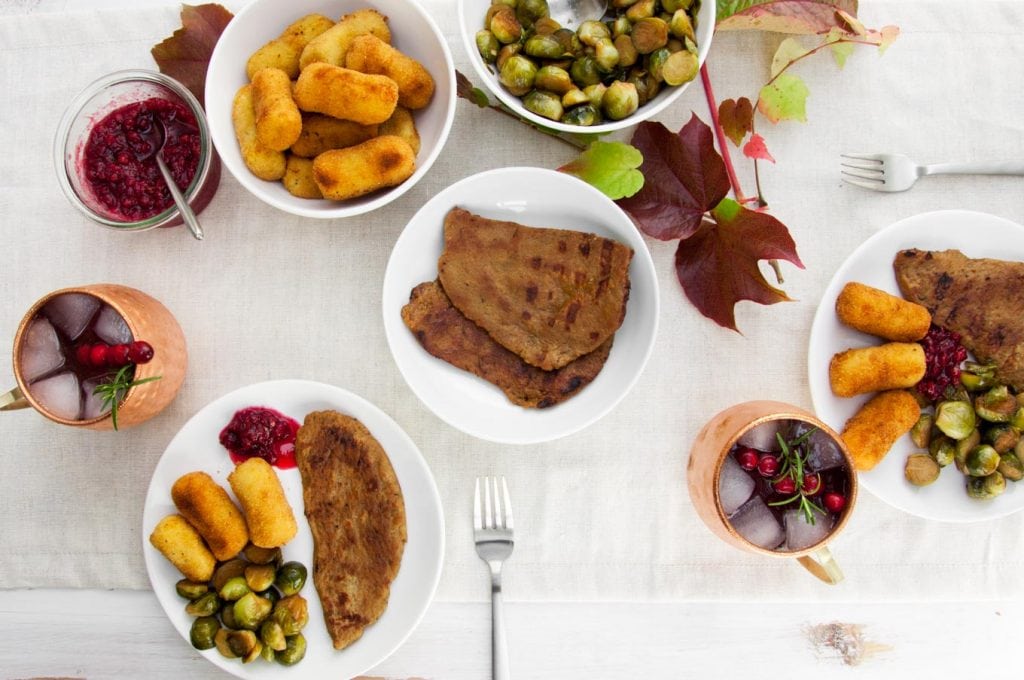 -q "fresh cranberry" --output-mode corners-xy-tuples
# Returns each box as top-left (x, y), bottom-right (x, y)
(109, 343), (132, 367)
(89, 344), (109, 367)
(801, 473), (821, 495)
(823, 492), (846, 513)
(916, 325), (967, 403)
(757, 454), (779, 477)
(219, 406), (299, 467)
(773, 477), (797, 495)
(736, 447), (759, 471)
(75, 343), (93, 366)
(129, 341), (154, 364)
